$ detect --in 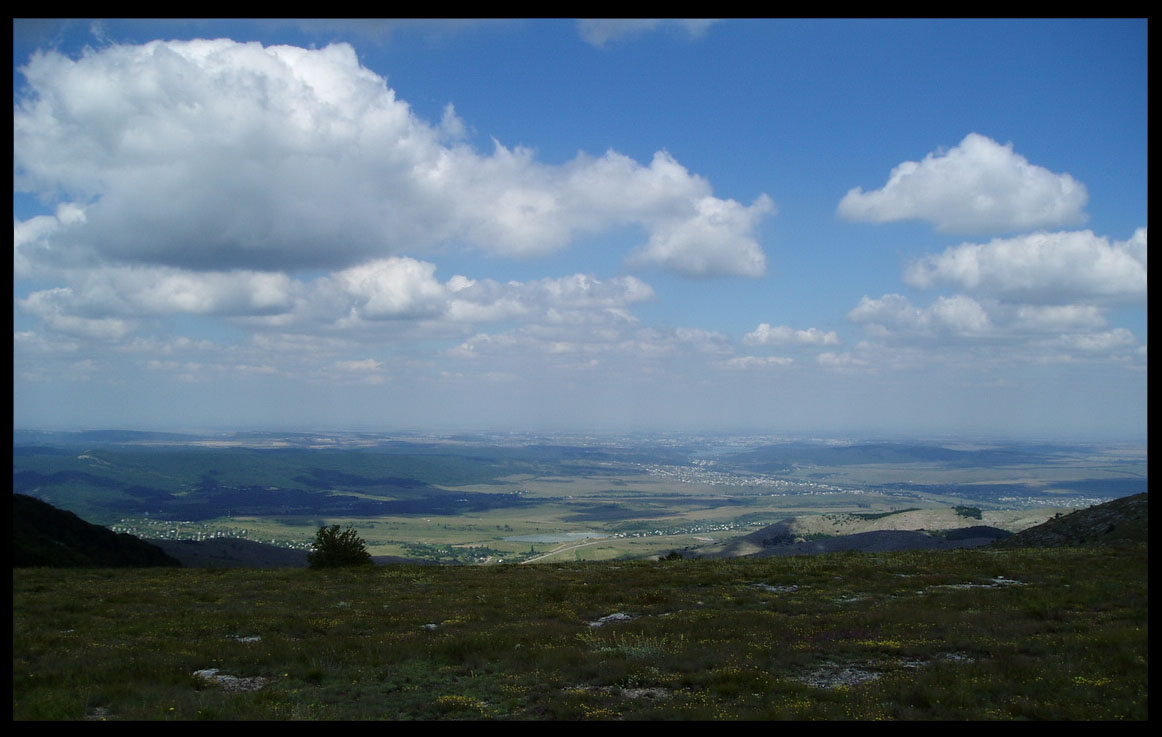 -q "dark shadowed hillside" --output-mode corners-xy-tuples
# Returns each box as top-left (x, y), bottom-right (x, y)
(993, 492), (1148, 549)
(153, 538), (309, 568)
(12, 493), (181, 568)
(153, 537), (431, 568)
